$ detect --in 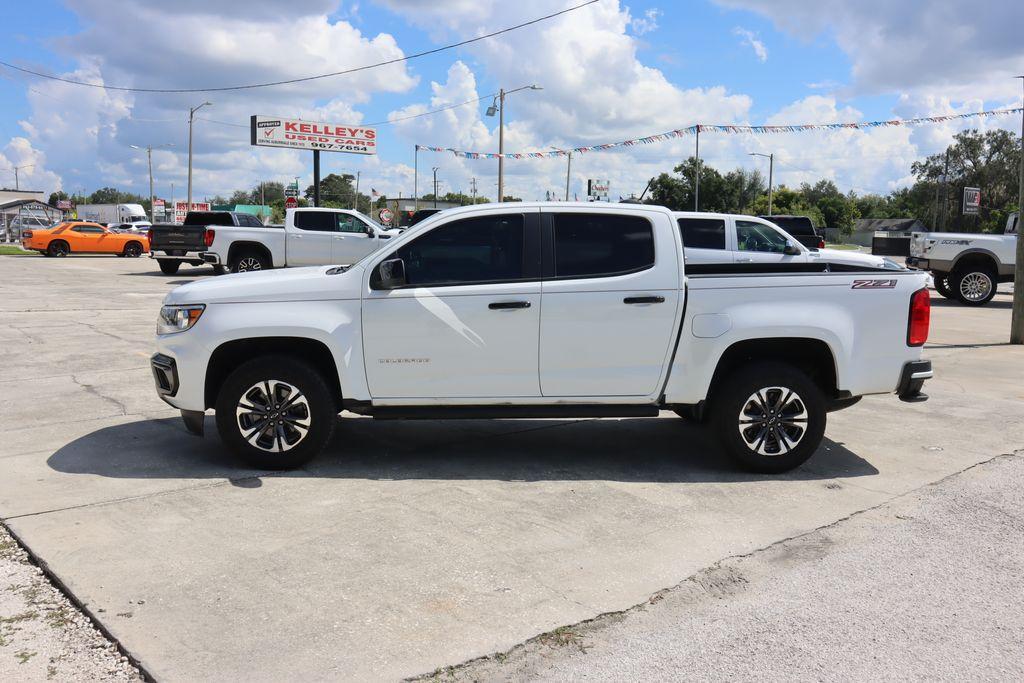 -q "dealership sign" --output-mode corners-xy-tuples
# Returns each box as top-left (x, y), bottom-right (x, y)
(174, 201), (211, 224)
(250, 115), (376, 154)
(587, 179), (610, 197)
(963, 187), (981, 215)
